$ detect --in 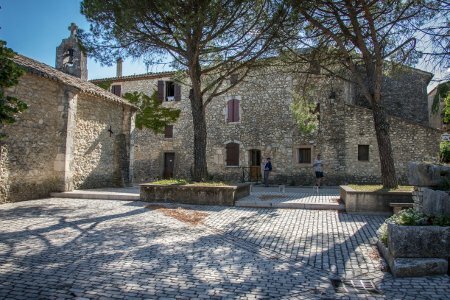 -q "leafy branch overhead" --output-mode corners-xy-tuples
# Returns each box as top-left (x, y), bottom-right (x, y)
(0, 40), (27, 140)
(123, 91), (180, 134)
(291, 92), (319, 135)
